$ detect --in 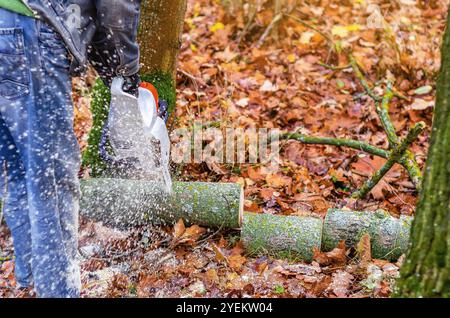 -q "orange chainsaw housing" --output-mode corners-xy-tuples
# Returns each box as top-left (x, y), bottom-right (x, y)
(140, 82), (159, 112)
